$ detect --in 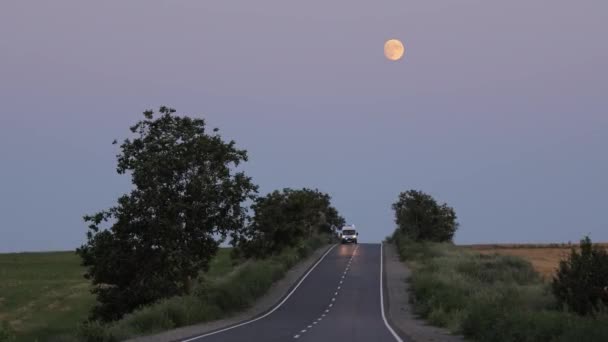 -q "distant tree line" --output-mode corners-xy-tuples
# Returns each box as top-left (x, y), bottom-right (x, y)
(77, 108), (344, 322)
